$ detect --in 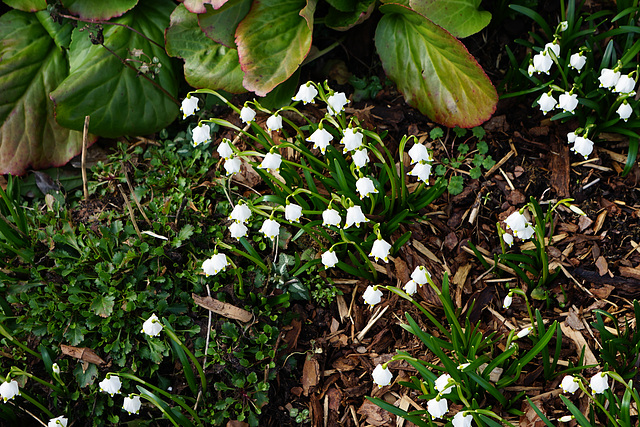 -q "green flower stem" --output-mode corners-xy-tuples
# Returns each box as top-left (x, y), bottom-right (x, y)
(0, 323), (41, 359)
(382, 286), (450, 339)
(468, 409), (517, 427)
(161, 324), (207, 394)
(576, 376), (619, 427)
(397, 136), (410, 206)
(216, 241), (268, 273)
(273, 142), (332, 172)
(288, 188), (332, 206)
(608, 372), (640, 411)
(338, 230), (377, 280)
(9, 367), (63, 395)
(228, 259), (244, 297)
(509, 288), (536, 331)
